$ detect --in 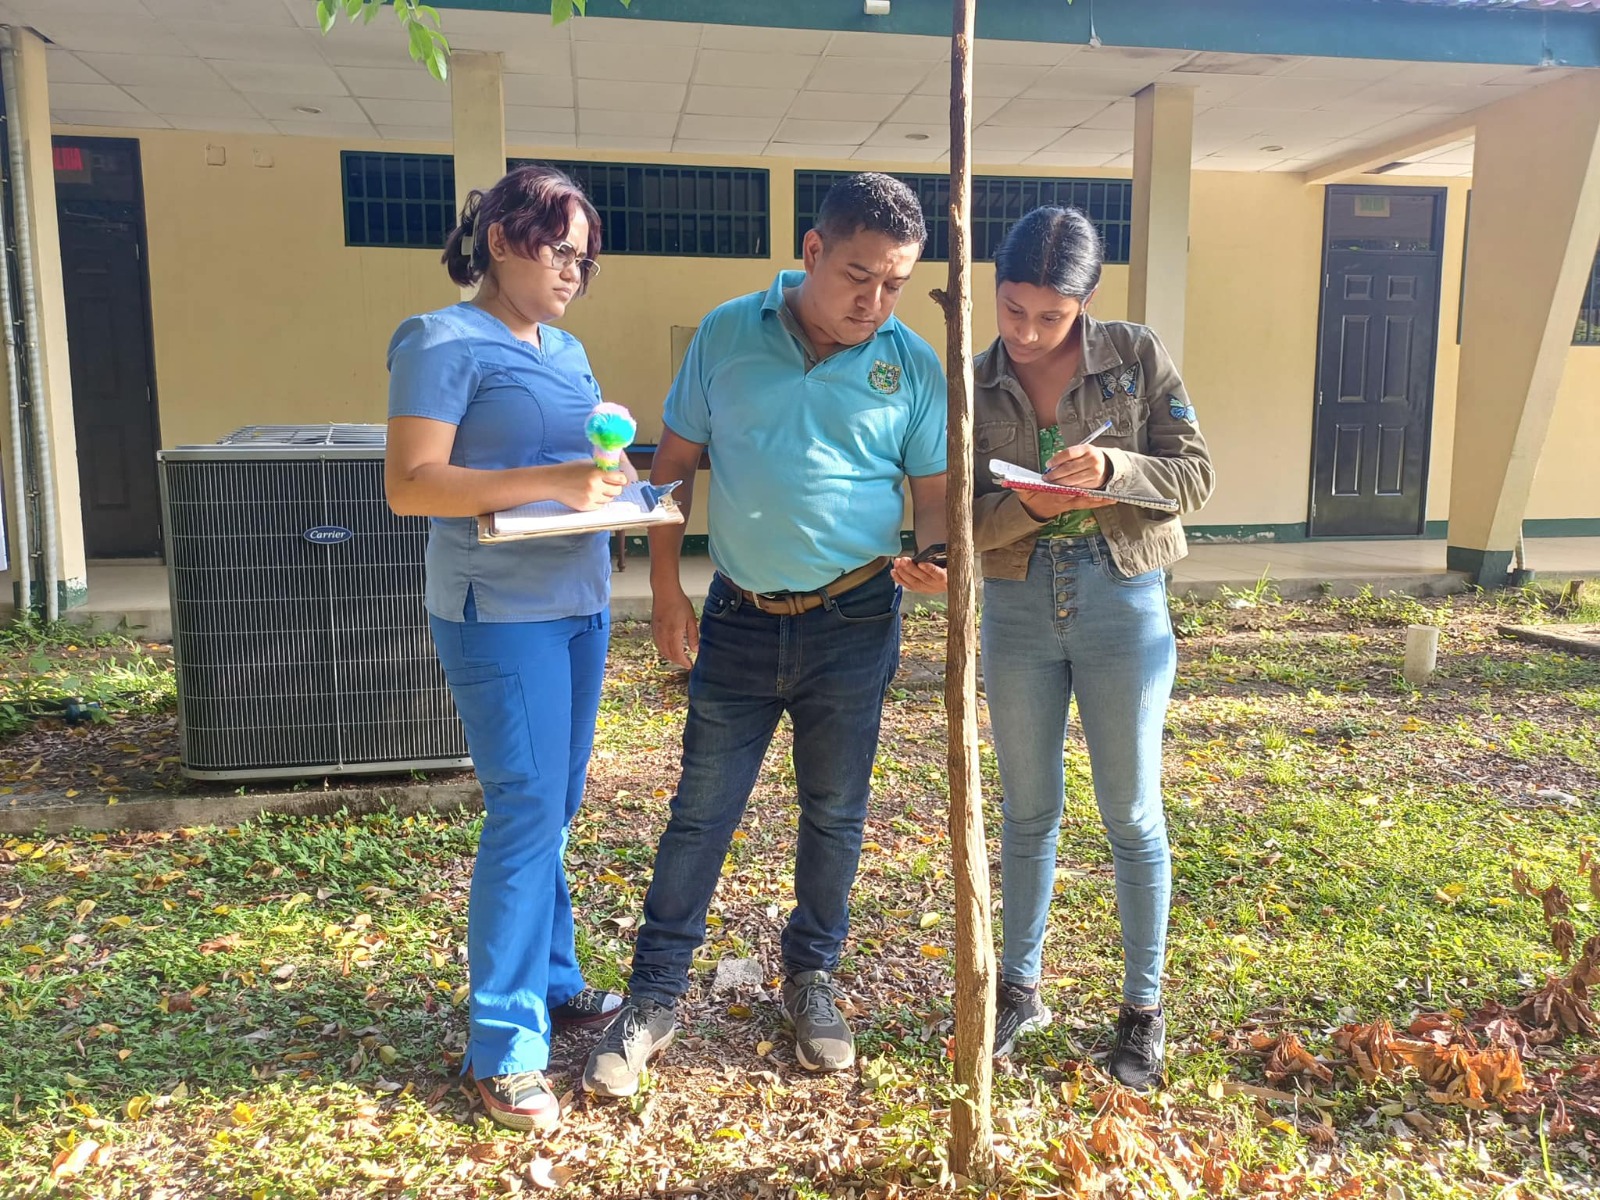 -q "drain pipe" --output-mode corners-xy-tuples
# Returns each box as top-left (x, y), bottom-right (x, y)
(1, 28), (57, 621)
(0, 113), (28, 624)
